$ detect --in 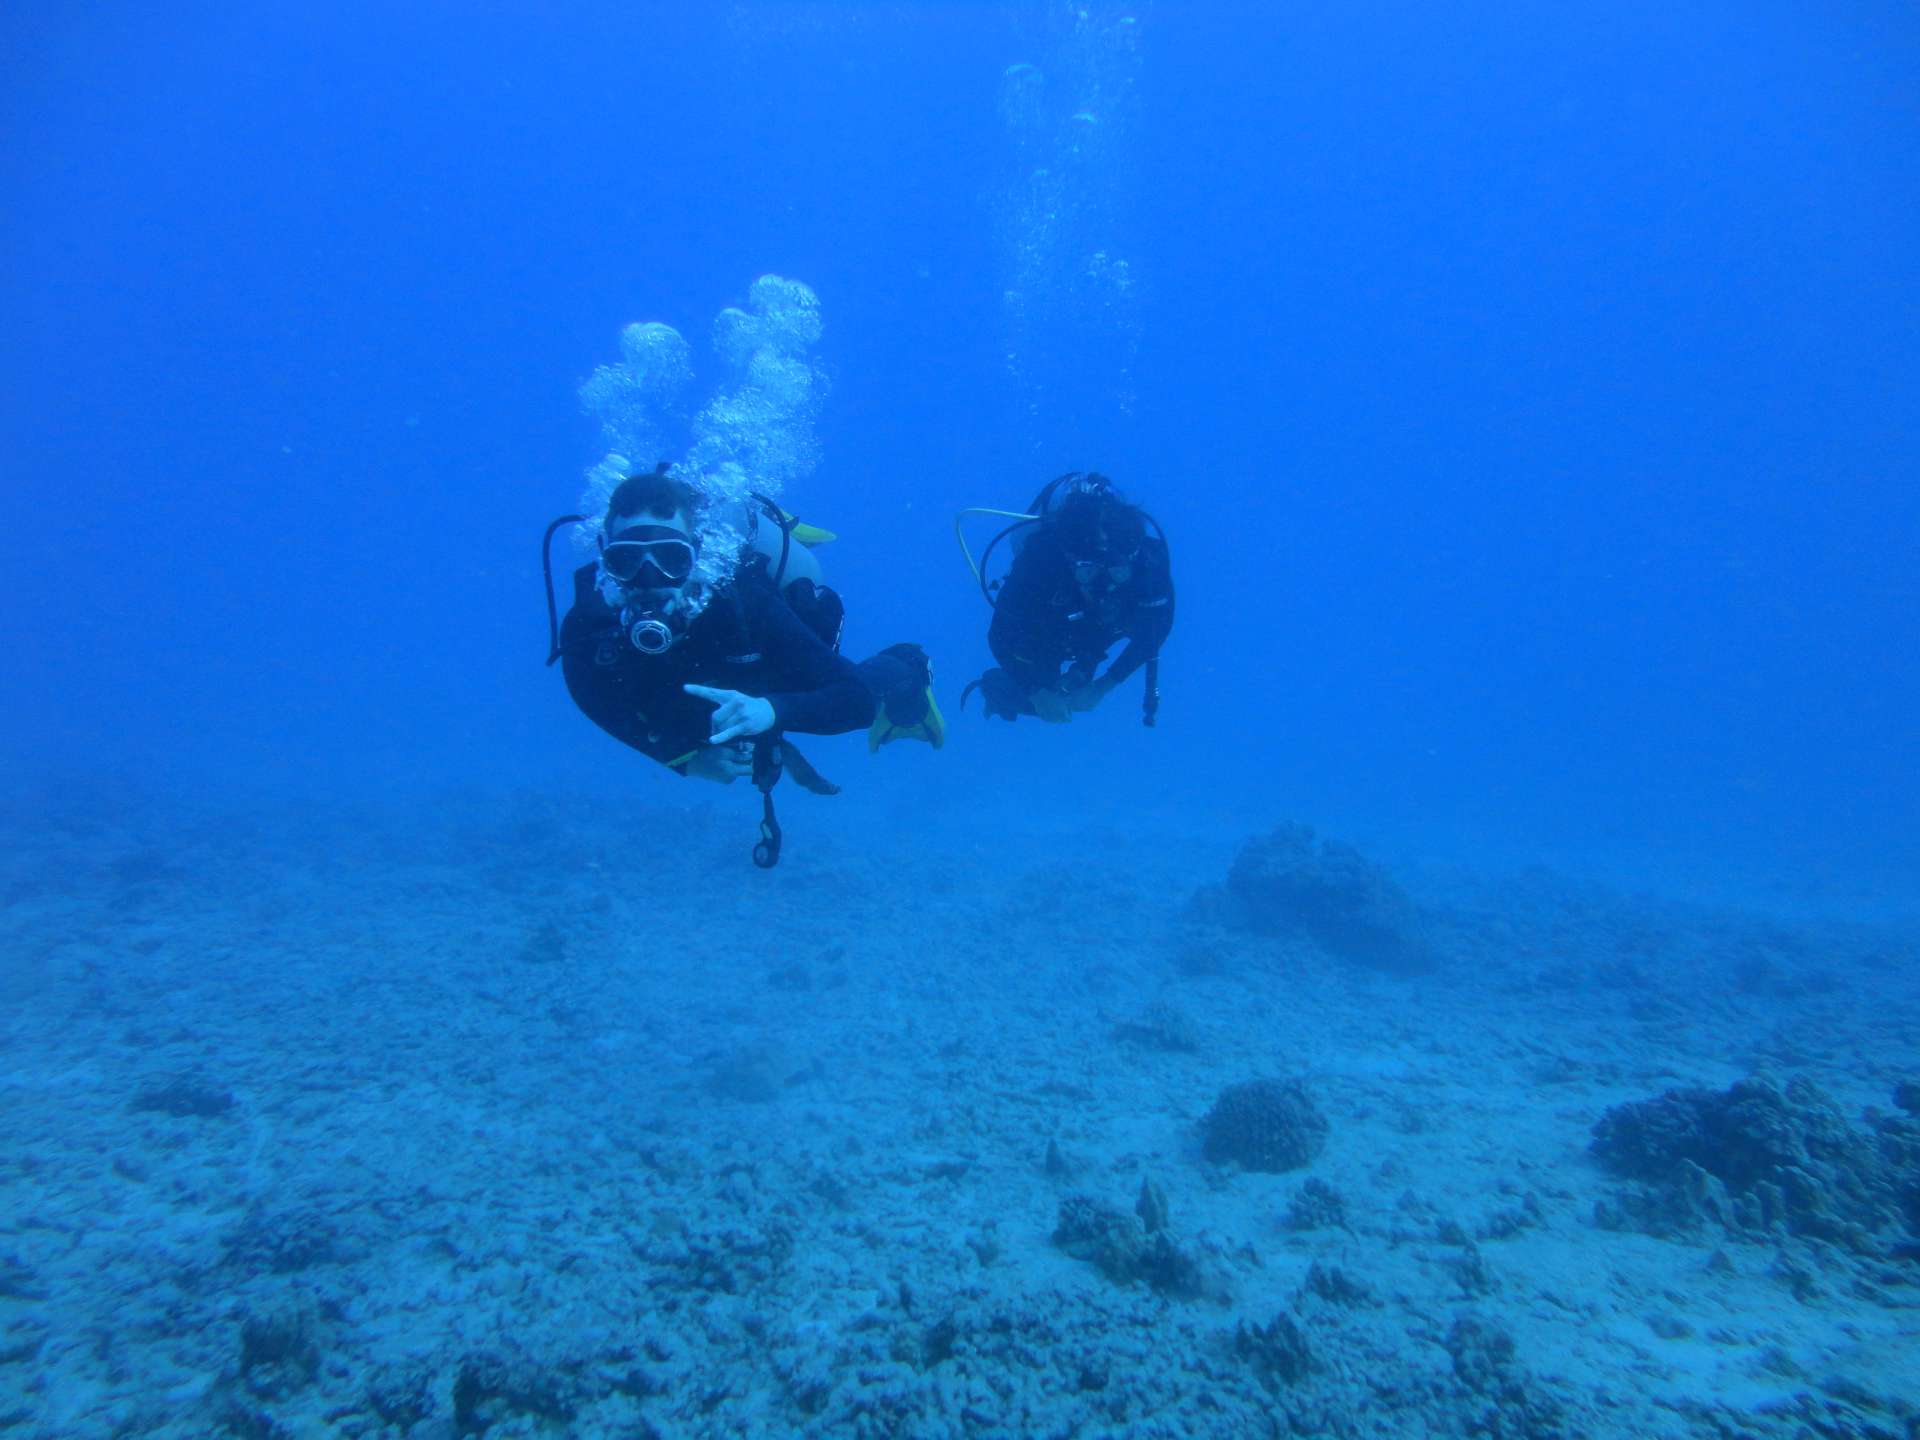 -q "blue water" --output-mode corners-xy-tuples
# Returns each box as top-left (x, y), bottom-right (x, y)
(4, 2), (1916, 899)
(3, 7), (1919, 1433)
